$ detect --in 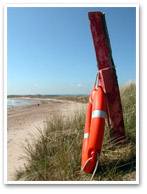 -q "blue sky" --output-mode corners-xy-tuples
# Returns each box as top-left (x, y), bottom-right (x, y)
(7, 7), (136, 95)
